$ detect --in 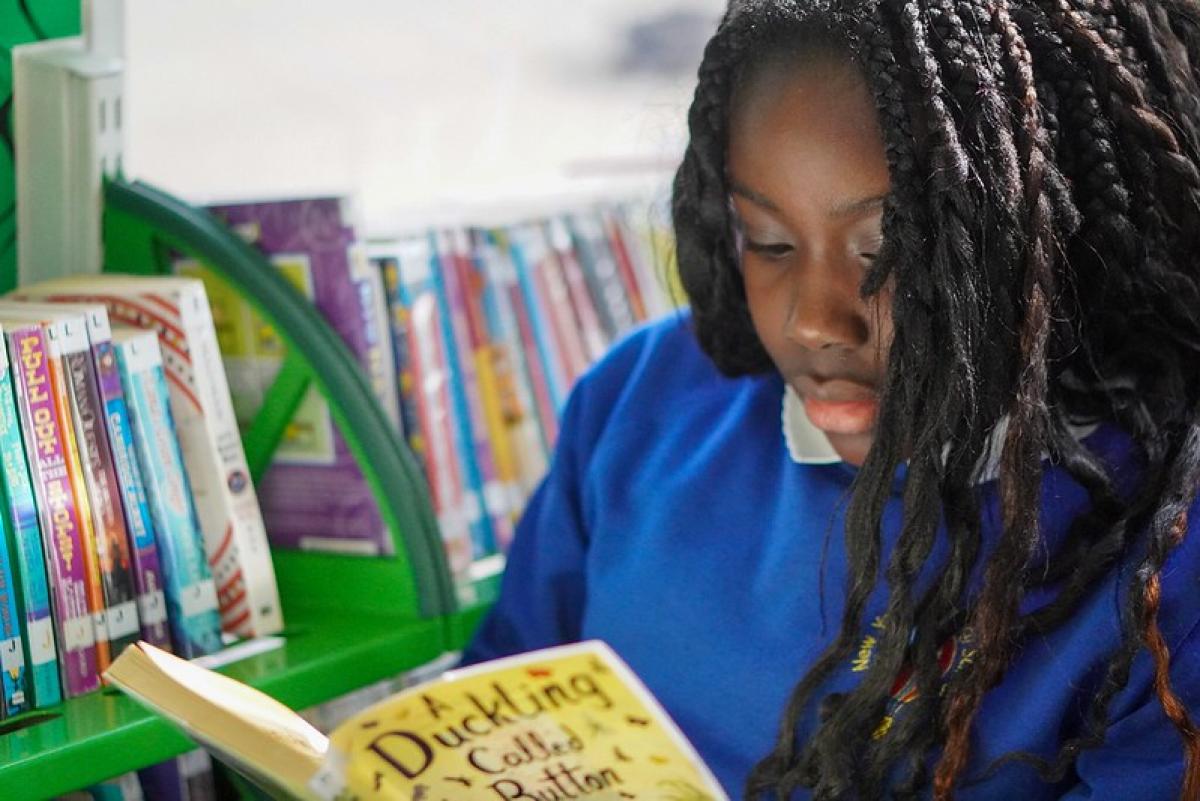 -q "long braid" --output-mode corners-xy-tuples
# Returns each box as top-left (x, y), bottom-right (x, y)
(935, 3), (1062, 794)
